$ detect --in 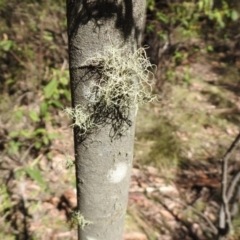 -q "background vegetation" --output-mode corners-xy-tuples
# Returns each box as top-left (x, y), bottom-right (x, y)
(1, 0), (240, 239)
